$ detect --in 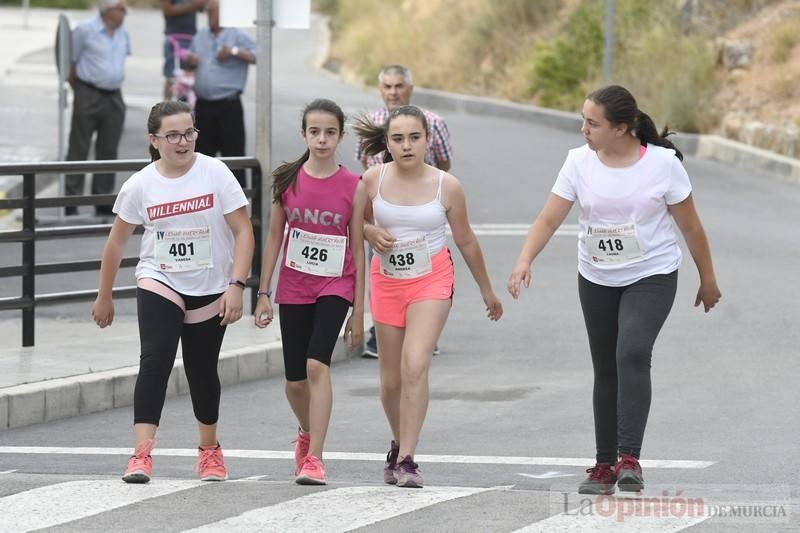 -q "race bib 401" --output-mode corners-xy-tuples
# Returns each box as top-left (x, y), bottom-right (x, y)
(154, 226), (212, 272)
